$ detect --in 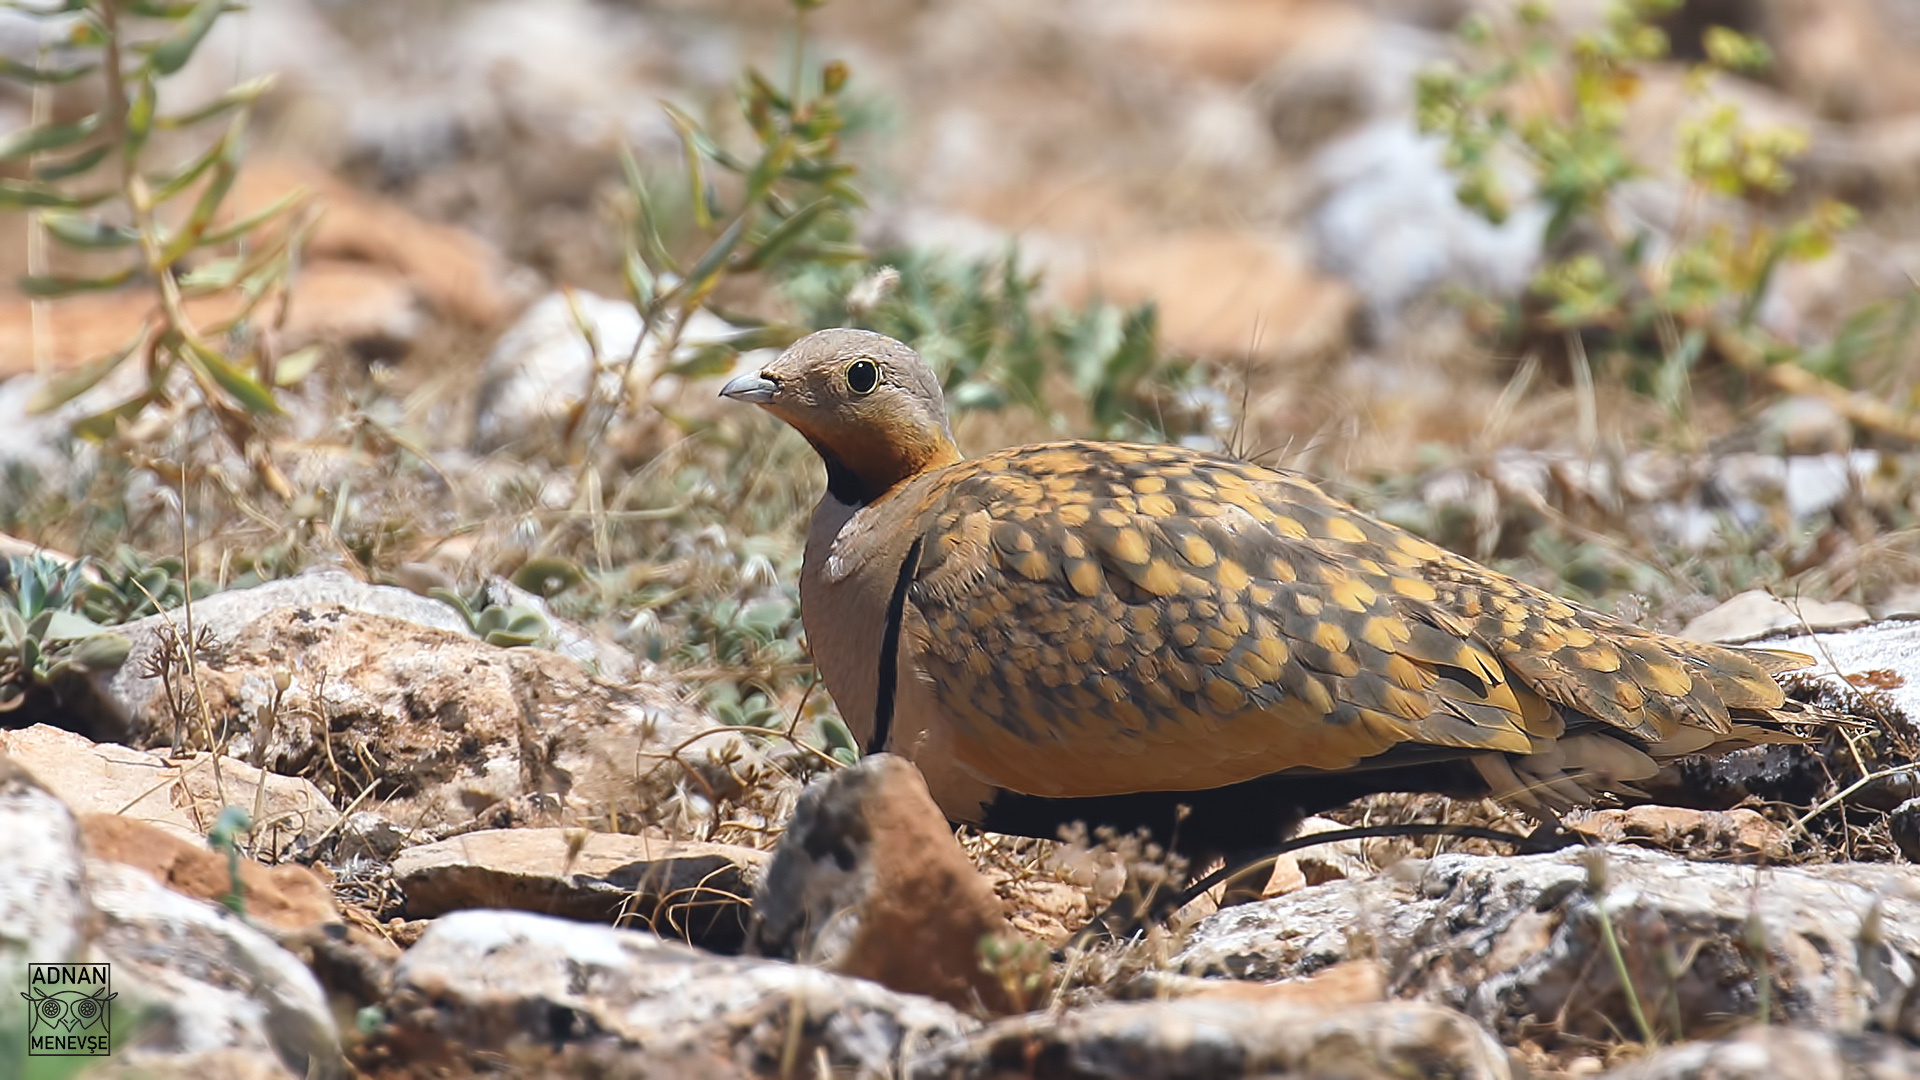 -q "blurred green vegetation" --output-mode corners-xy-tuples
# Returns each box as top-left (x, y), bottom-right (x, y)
(1417, 0), (1915, 419)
